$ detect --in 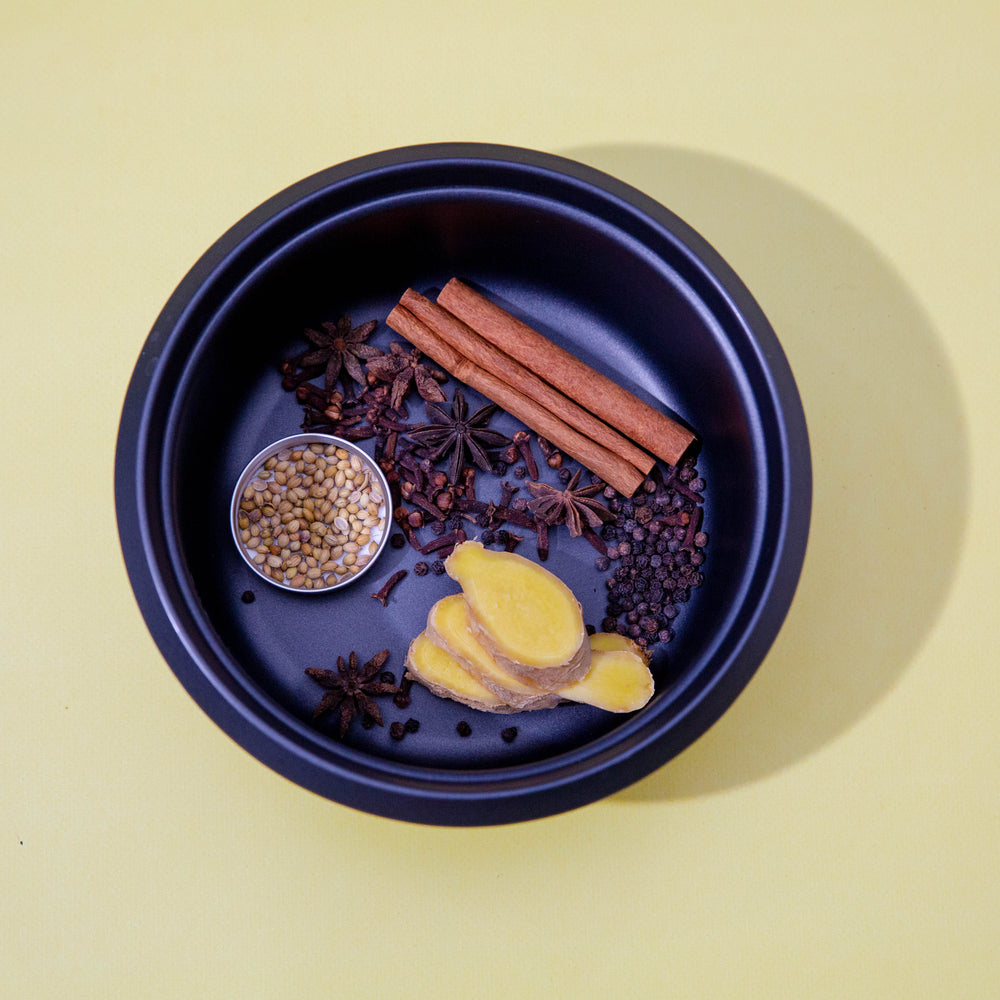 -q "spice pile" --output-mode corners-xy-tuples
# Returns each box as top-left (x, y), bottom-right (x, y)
(235, 442), (388, 590)
(276, 283), (708, 735)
